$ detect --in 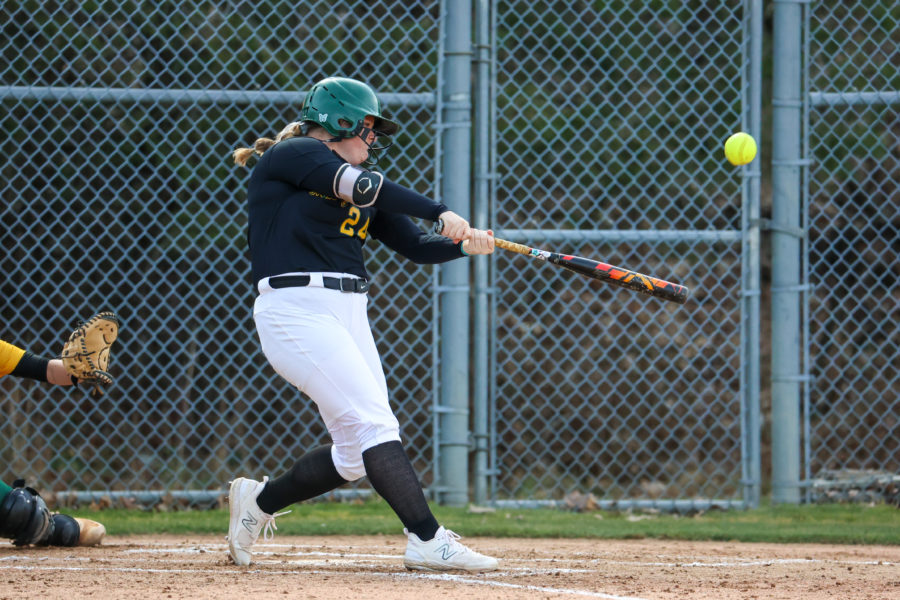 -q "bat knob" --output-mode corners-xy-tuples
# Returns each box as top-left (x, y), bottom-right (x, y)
(432, 218), (444, 235)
